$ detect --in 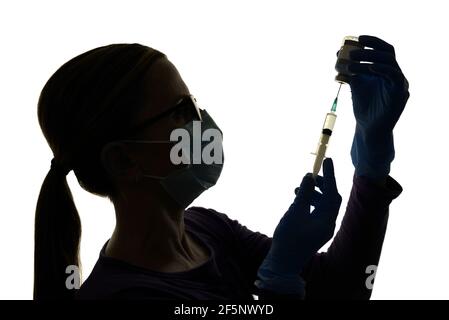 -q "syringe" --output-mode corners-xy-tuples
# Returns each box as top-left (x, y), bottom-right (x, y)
(312, 83), (342, 178)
